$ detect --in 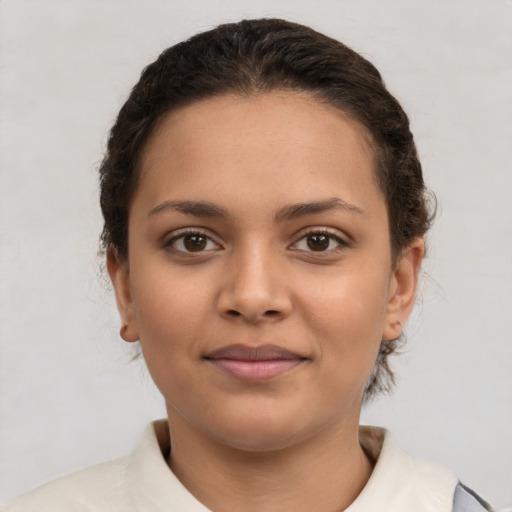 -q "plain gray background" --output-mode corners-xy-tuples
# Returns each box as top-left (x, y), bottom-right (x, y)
(1, 0), (511, 507)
